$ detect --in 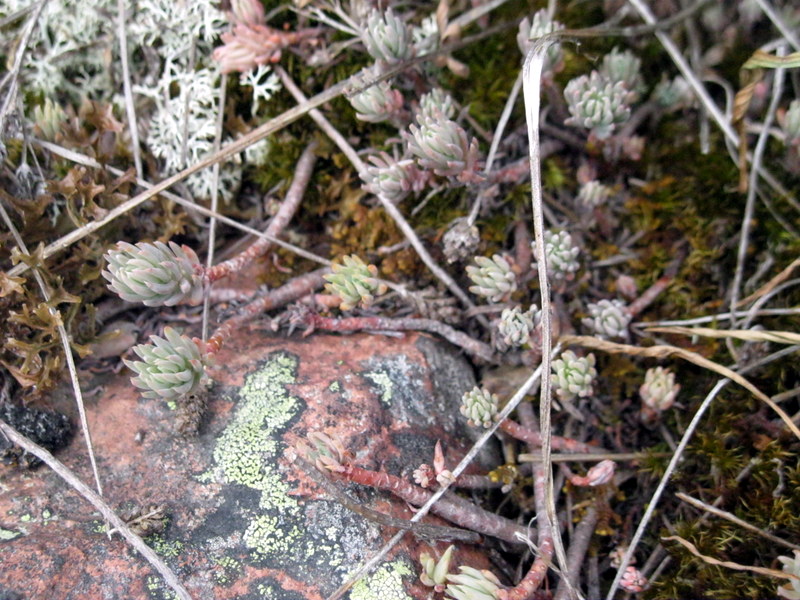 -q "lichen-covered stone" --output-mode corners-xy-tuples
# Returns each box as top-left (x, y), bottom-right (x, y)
(0, 331), (492, 599)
